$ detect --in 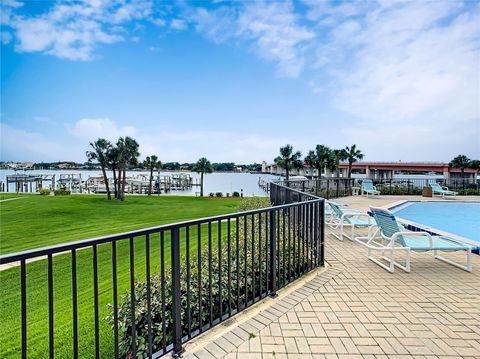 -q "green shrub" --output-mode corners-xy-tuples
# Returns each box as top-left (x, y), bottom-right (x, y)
(232, 191), (240, 197)
(455, 188), (480, 196)
(237, 197), (271, 212)
(215, 192), (223, 197)
(108, 196), (314, 358)
(39, 188), (51, 196)
(208, 193), (214, 197)
(54, 188), (71, 196)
